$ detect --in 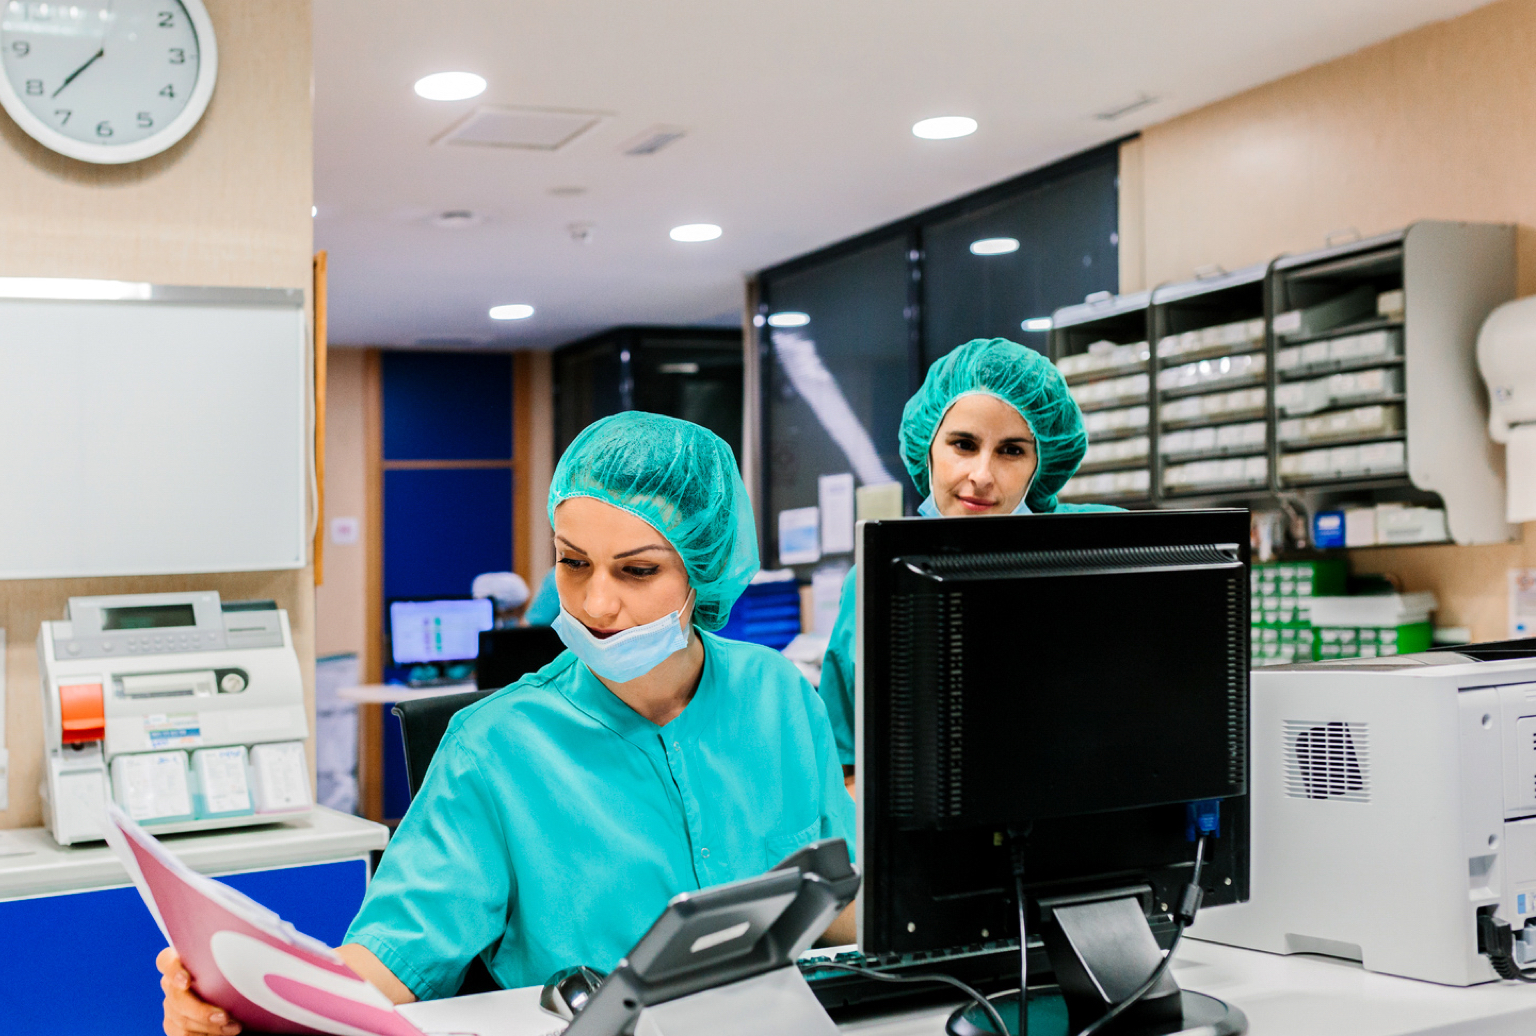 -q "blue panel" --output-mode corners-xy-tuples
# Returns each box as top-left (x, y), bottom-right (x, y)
(382, 351), (513, 461)
(0, 858), (367, 1036)
(383, 468), (513, 601)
